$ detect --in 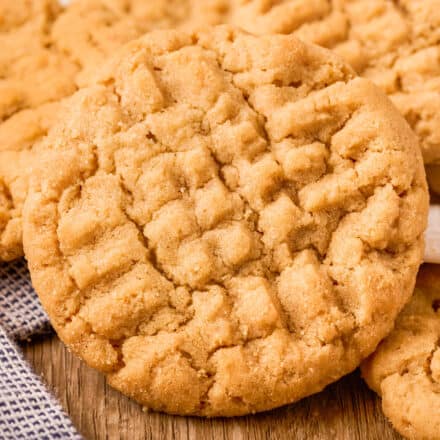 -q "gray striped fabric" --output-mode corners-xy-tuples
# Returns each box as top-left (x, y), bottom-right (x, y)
(0, 260), (82, 440)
